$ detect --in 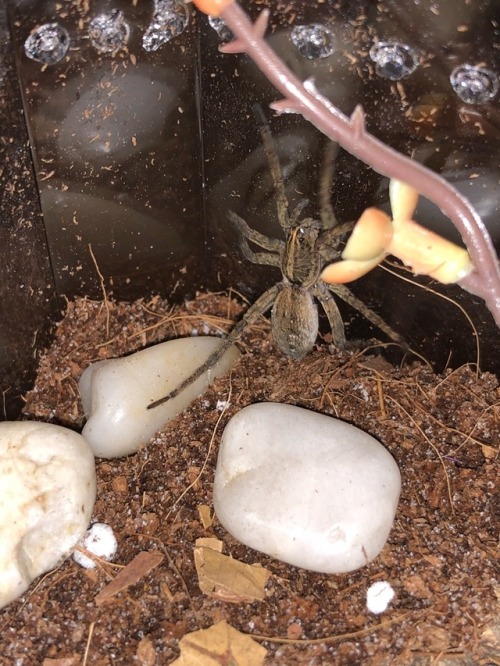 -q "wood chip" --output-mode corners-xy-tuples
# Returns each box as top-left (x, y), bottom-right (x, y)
(94, 551), (164, 606)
